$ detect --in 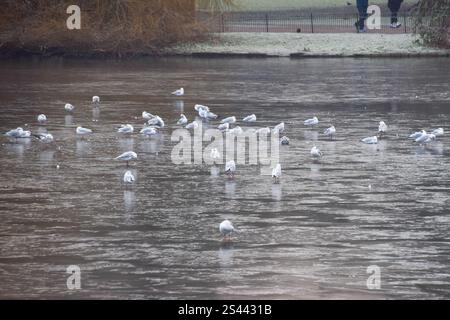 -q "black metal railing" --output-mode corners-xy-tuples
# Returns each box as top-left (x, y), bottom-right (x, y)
(198, 11), (414, 34)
